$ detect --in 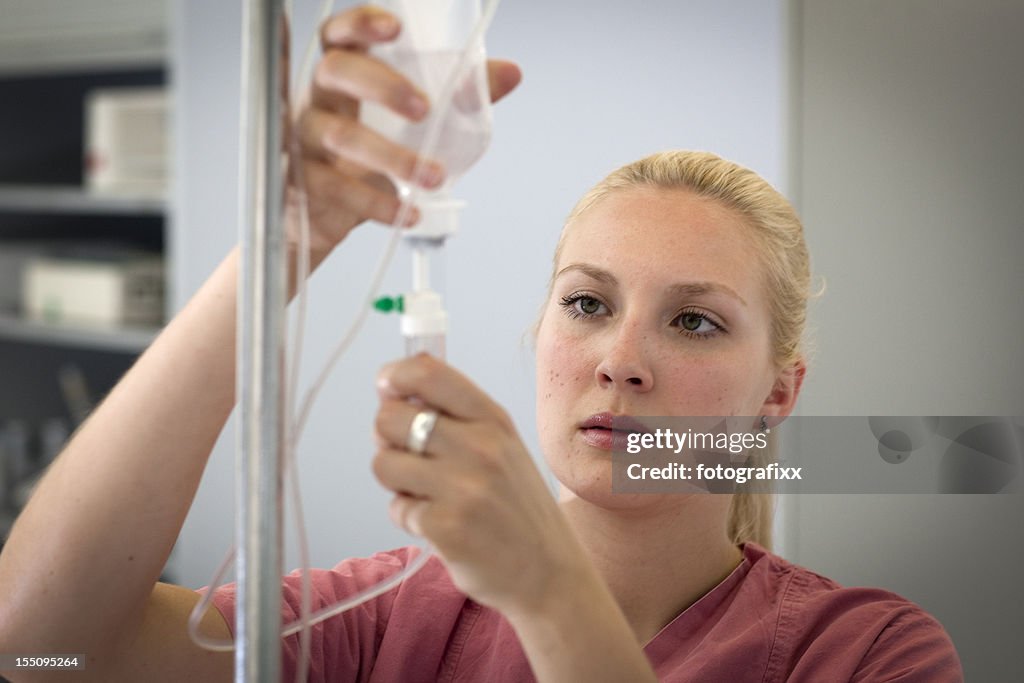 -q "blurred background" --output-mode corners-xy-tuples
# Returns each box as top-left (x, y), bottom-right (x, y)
(0, 0), (1020, 679)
